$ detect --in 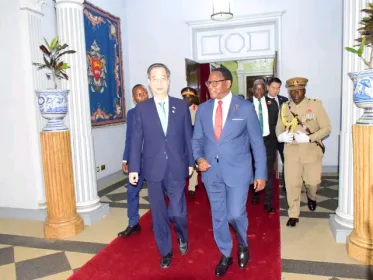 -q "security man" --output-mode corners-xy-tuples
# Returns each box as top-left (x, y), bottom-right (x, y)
(181, 87), (200, 197)
(276, 77), (331, 227)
